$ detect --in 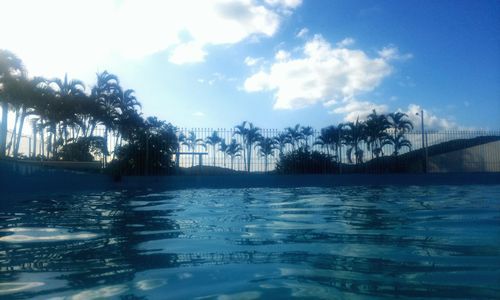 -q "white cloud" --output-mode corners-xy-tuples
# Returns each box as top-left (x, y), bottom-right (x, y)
(336, 37), (355, 47)
(274, 50), (291, 61)
(296, 27), (309, 38)
(264, 0), (302, 8)
(192, 111), (205, 117)
(332, 100), (388, 122)
(405, 104), (457, 130)
(0, 0), (301, 81)
(244, 71), (270, 92)
(169, 42), (207, 64)
(378, 46), (413, 61)
(244, 56), (263, 66)
(197, 72), (235, 86)
(244, 34), (395, 115)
